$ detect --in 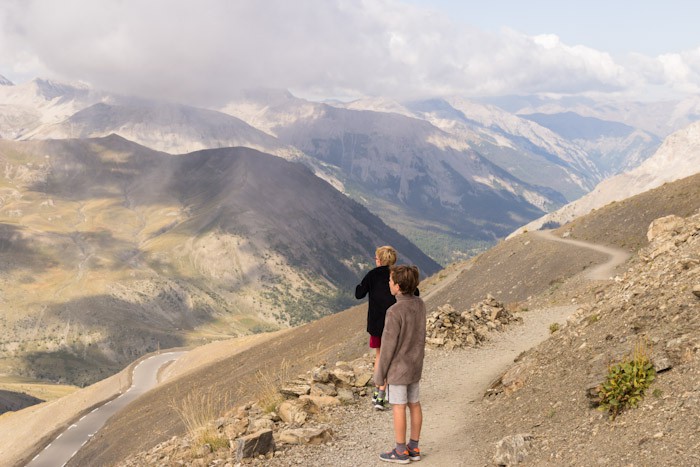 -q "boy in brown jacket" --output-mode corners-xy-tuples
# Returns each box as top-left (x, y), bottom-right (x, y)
(374, 265), (426, 464)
